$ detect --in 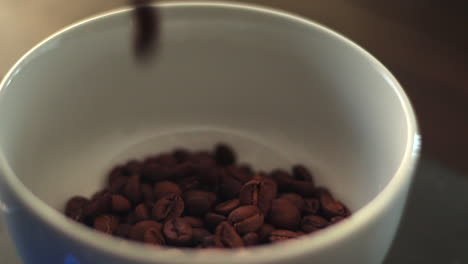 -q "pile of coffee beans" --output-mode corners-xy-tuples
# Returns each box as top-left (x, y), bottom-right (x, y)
(64, 144), (350, 248)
